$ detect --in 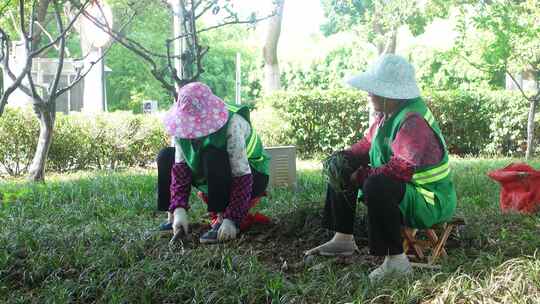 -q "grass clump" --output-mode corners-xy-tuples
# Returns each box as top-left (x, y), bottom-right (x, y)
(0, 158), (539, 303)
